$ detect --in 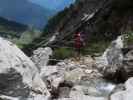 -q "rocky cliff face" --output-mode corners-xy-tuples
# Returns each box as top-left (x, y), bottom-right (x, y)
(44, 0), (133, 47)
(23, 0), (133, 56)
